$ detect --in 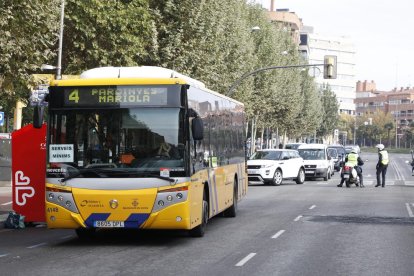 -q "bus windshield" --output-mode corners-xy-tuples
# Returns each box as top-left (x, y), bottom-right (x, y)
(47, 107), (186, 179)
